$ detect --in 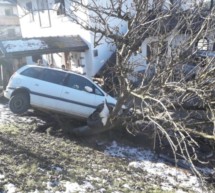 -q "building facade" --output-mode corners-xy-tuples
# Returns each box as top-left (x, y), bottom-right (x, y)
(0, 0), (21, 40)
(15, 0), (124, 78)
